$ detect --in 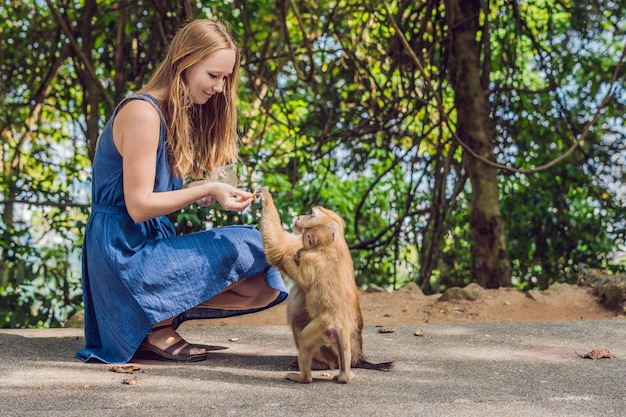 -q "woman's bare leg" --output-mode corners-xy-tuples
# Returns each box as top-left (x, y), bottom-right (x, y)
(143, 273), (278, 356)
(197, 273), (280, 310)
